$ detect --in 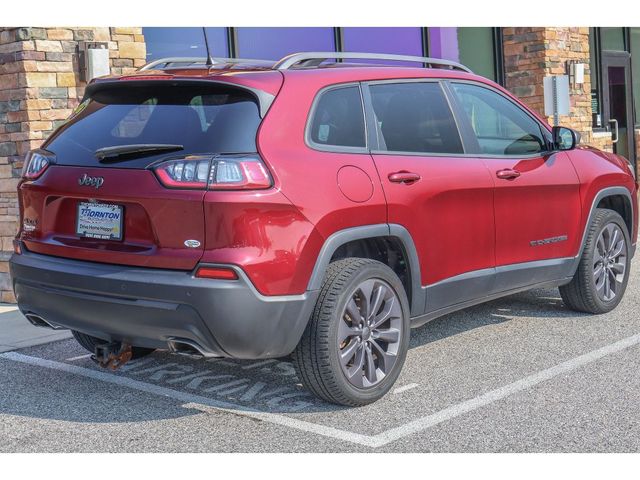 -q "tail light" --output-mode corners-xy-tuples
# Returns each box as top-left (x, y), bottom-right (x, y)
(22, 150), (54, 180)
(154, 154), (272, 190)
